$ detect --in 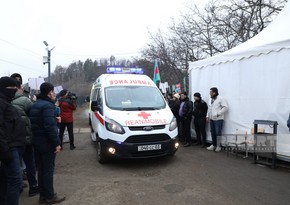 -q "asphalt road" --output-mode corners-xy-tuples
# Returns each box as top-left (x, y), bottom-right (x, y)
(20, 131), (290, 205)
